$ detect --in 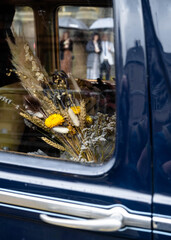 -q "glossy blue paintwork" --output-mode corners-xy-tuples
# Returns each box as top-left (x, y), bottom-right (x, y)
(142, 0), (171, 238)
(0, 0), (159, 239)
(115, 0), (151, 194)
